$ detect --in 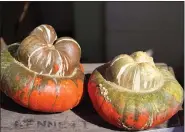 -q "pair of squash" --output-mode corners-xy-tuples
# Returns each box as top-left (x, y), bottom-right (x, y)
(1, 24), (183, 130)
